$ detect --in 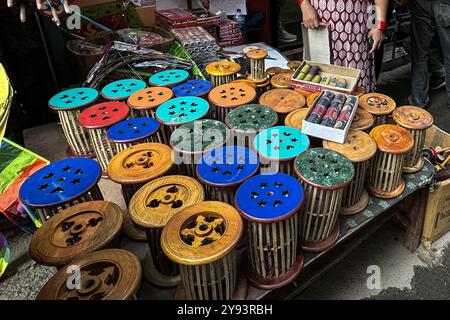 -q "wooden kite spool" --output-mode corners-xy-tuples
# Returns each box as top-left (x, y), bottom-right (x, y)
(19, 158), (103, 223)
(78, 101), (130, 176)
(359, 93), (396, 126)
(127, 86), (173, 123)
(100, 78), (147, 101)
(254, 125), (310, 176)
(173, 79), (213, 99)
(235, 173), (304, 289)
(270, 72), (293, 90)
(259, 88), (306, 124)
(295, 148), (354, 252)
(29, 201), (123, 268)
(148, 69), (190, 88)
(107, 117), (161, 153)
(48, 87), (99, 157)
(323, 130), (377, 215)
(161, 201), (245, 300)
(350, 108), (375, 132)
(392, 106), (433, 173)
(246, 49), (268, 83)
(170, 119), (231, 177)
(205, 61), (241, 87)
(368, 125), (414, 198)
(208, 83), (256, 122)
(155, 96), (210, 145)
(36, 249), (142, 300)
(196, 146), (259, 206)
(225, 104), (278, 148)
(107, 143), (174, 241)
(129, 175), (204, 288)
